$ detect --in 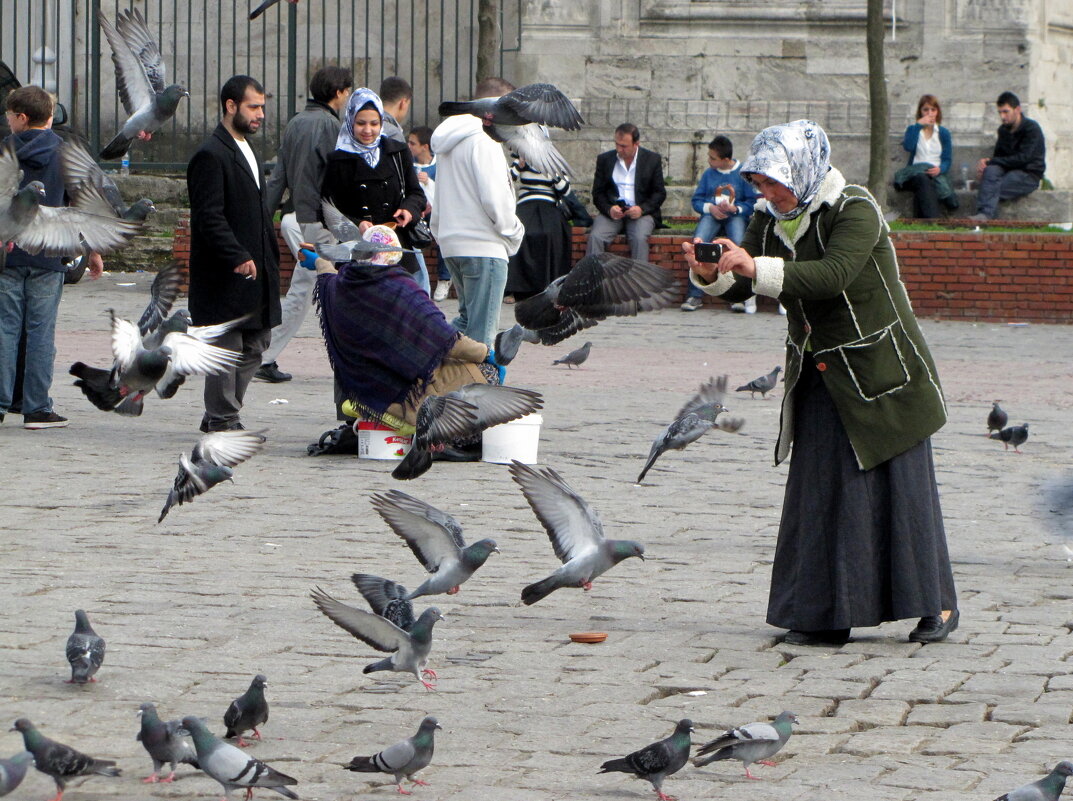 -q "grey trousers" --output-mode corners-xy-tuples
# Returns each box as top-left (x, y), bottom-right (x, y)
(203, 327), (272, 429)
(586, 213), (657, 262)
(261, 214), (328, 366)
(975, 165), (1039, 218)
